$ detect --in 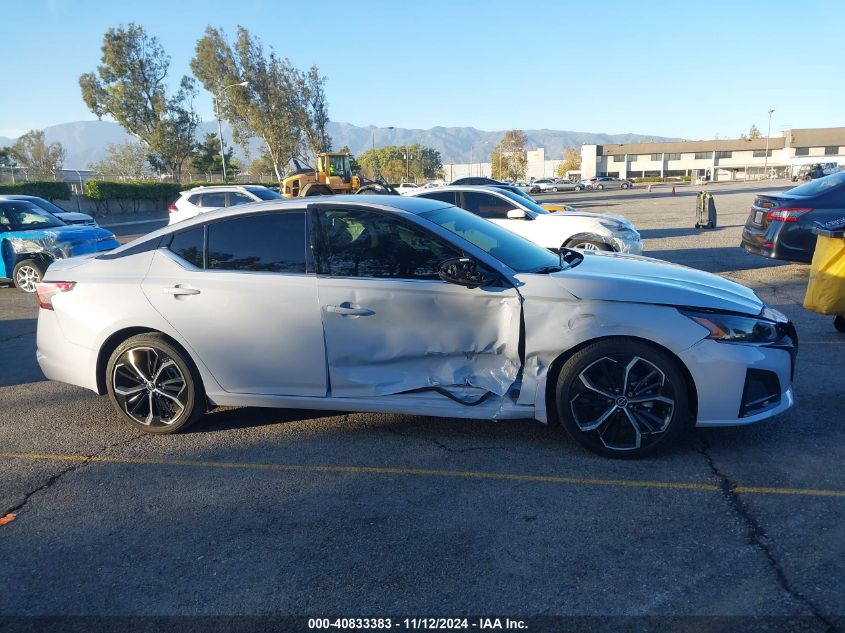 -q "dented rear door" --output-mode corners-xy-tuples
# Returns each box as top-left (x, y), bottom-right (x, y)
(311, 203), (522, 398)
